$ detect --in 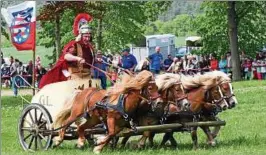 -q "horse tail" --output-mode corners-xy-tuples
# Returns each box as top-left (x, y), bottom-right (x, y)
(53, 90), (81, 128)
